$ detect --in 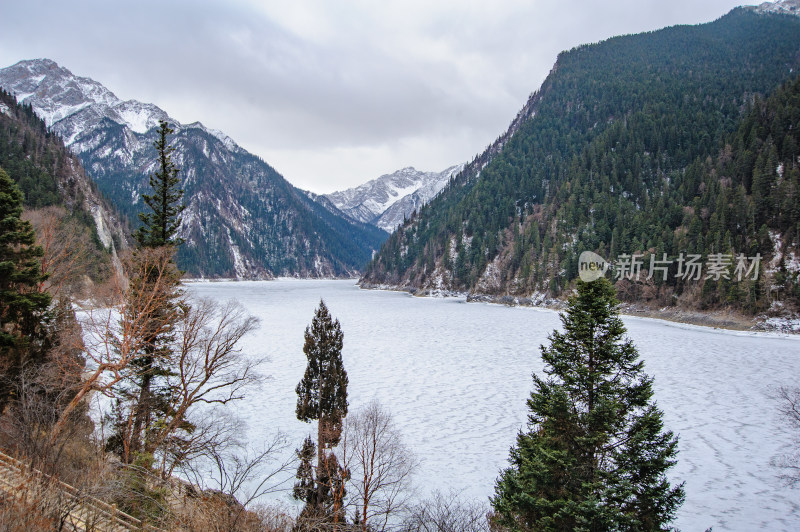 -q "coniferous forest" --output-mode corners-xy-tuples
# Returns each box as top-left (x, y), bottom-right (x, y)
(362, 9), (800, 316)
